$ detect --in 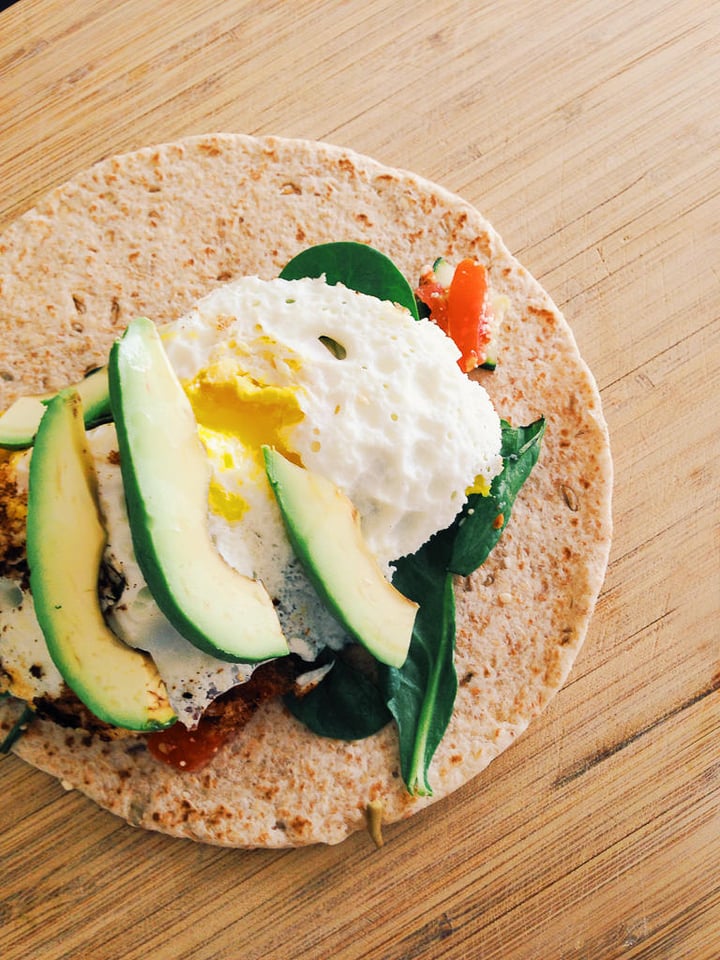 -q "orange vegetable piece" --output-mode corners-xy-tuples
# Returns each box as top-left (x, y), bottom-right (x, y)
(447, 258), (492, 373)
